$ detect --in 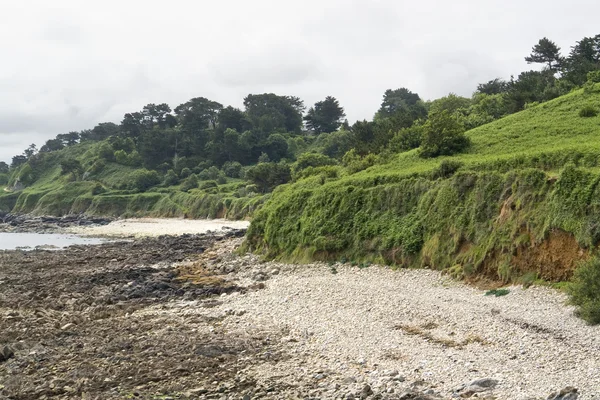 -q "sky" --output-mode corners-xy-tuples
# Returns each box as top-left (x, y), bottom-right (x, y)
(1, 0), (598, 163)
